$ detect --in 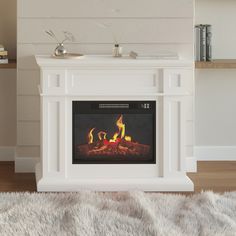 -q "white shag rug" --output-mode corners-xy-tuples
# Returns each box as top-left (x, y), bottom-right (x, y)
(0, 191), (236, 236)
